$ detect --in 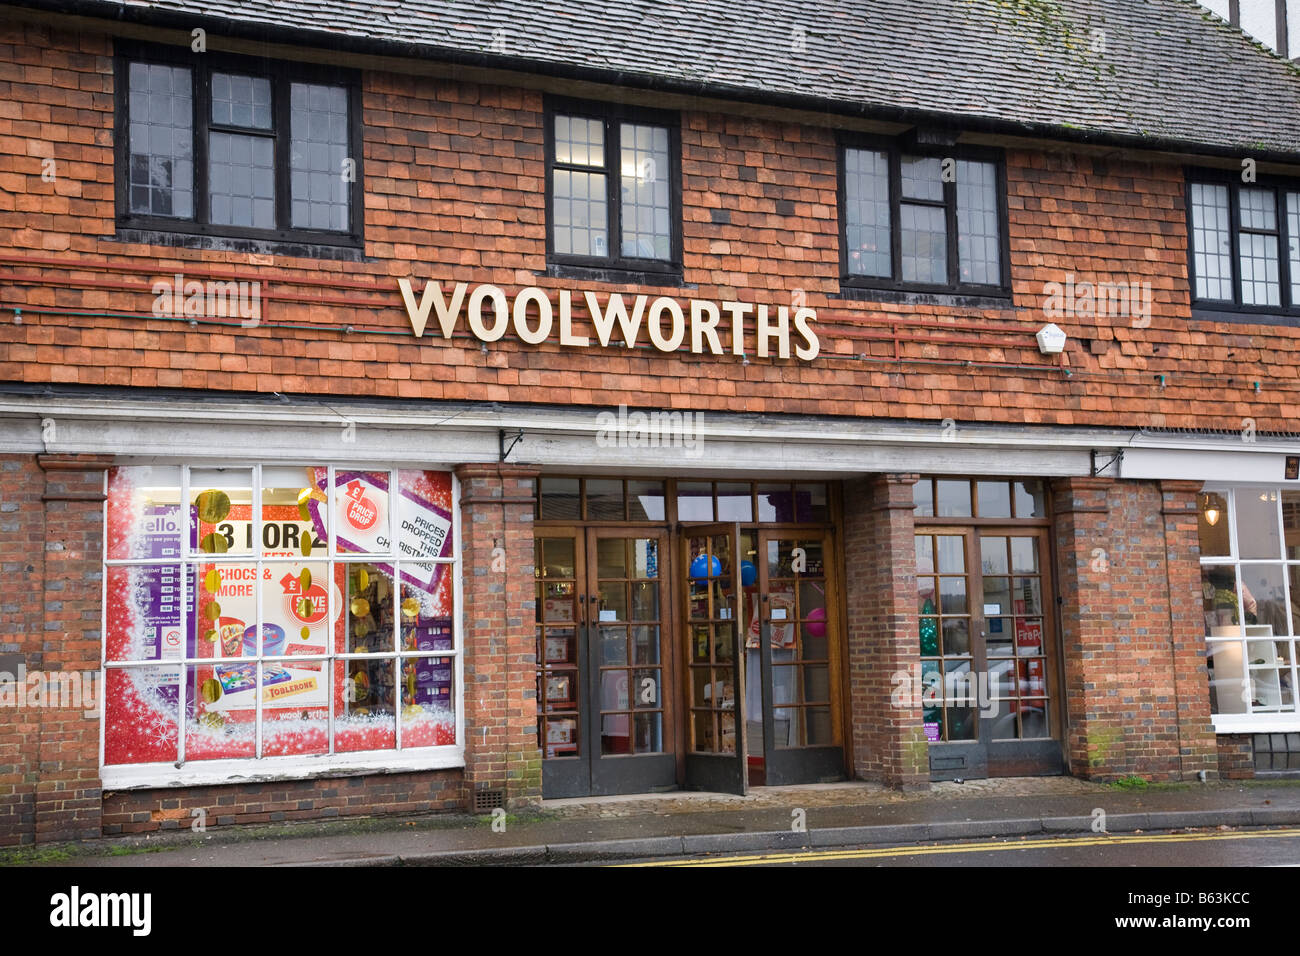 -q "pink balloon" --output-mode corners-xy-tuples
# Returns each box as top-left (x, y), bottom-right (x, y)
(806, 606), (827, 638)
